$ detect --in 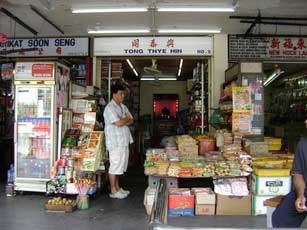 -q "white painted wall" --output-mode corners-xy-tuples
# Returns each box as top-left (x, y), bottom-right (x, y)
(140, 80), (189, 116)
